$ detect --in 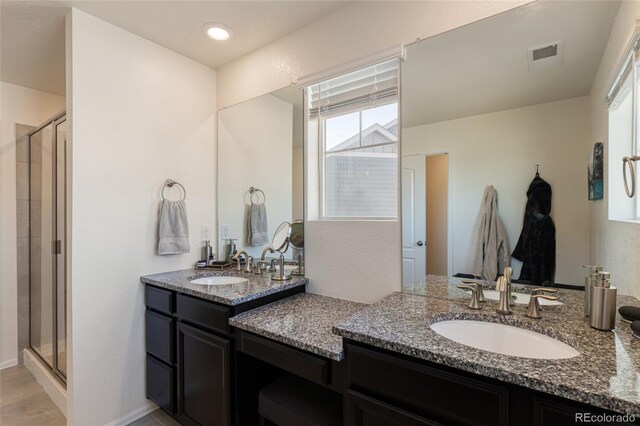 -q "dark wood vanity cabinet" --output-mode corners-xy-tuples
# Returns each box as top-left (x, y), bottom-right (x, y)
(144, 283), (304, 426)
(343, 341), (638, 426)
